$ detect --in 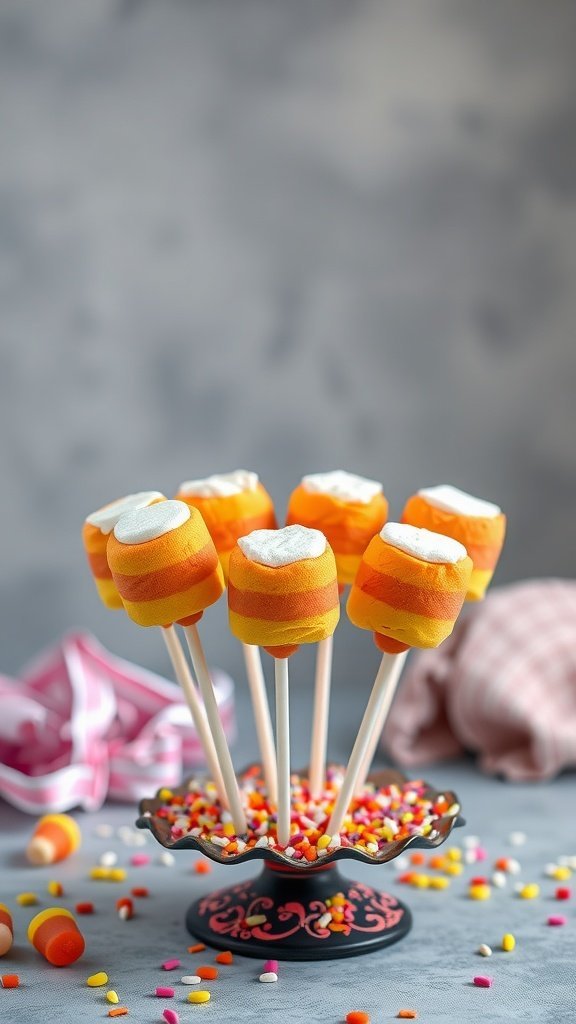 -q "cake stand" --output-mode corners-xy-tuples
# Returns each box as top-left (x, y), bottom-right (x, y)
(136, 766), (463, 961)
